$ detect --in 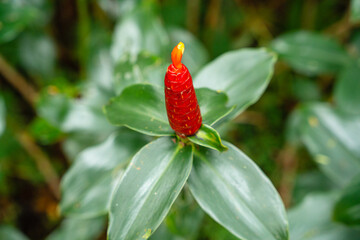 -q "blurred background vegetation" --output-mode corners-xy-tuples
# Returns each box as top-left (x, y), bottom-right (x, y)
(0, 0), (359, 239)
